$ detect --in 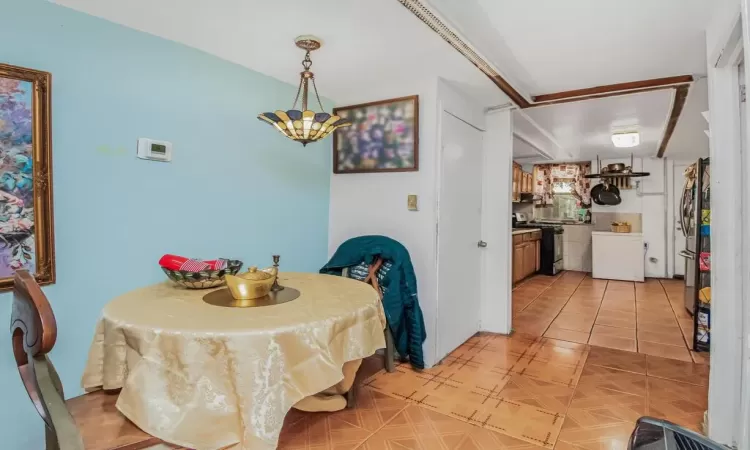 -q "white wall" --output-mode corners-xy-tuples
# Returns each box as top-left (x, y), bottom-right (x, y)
(328, 78), (491, 368)
(590, 157), (668, 278)
(328, 78), (440, 367)
(705, 0), (744, 446)
(481, 110), (514, 334)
